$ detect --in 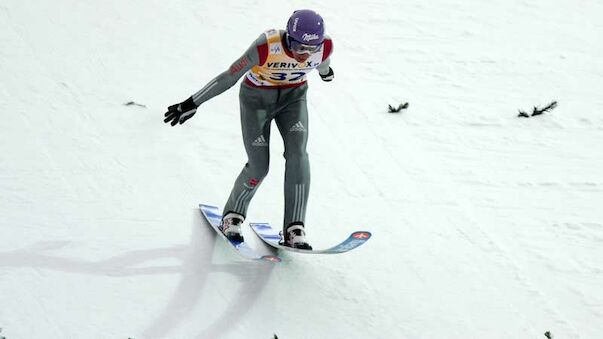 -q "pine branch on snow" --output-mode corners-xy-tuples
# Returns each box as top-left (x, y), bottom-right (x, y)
(517, 100), (557, 118)
(531, 101), (557, 116)
(517, 110), (530, 118)
(388, 102), (409, 113)
(124, 101), (147, 108)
